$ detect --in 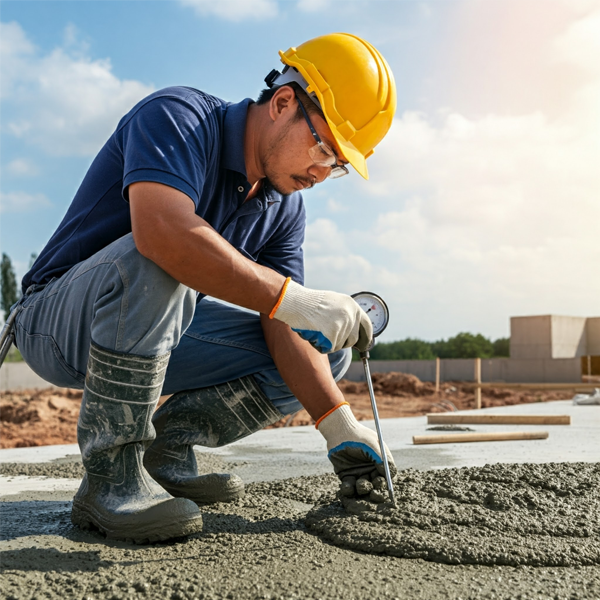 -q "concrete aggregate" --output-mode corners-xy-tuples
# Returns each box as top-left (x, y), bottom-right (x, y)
(1, 456), (599, 599)
(306, 462), (600, 567)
